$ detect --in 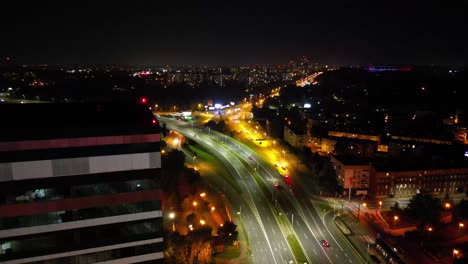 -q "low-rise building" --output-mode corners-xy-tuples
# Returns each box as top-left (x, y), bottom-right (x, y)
(331, 155), (468, 199)
(284, 125), (308, 149)
(371, 166), (468, 198)
(330, 156), (371, 196)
